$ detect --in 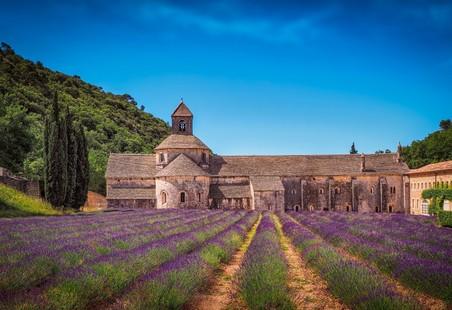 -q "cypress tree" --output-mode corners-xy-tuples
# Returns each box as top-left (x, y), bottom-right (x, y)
(44, 92), (68, 207)
(350, 142), (358, 154)
(64, 108), (78, 209)
(74, 124), (89, 208)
